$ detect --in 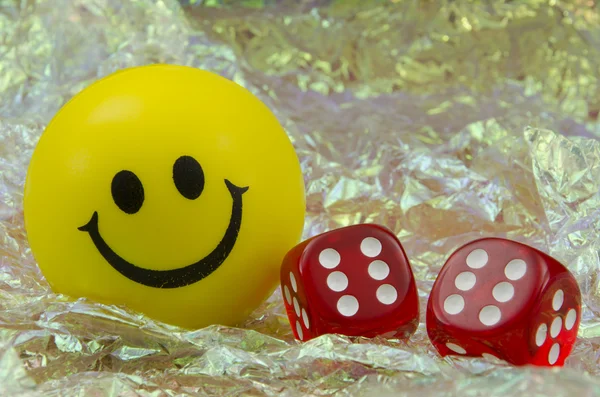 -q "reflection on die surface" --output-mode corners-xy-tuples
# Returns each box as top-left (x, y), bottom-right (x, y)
(280, 224), (419, 341)
(427, 237), (581, 367)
